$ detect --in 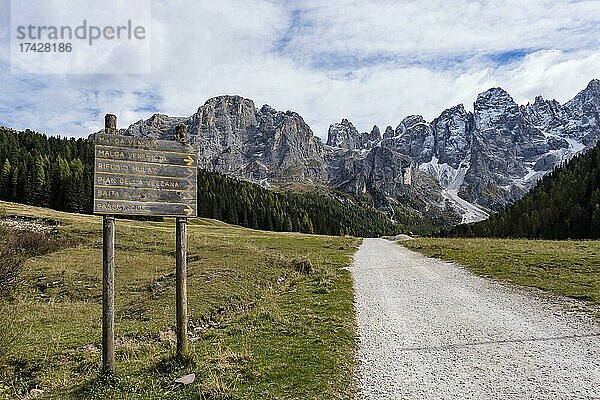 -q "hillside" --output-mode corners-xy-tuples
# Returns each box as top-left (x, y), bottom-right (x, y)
(0, 200), (360, 399)
(3, 80), (600, 236)
(451, 141), (600, 239)
(1, 127), (451, 236)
